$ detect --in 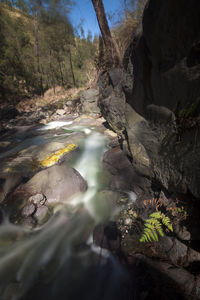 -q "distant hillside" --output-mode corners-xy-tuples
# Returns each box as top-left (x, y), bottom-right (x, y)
(0, 2), (97, 103)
